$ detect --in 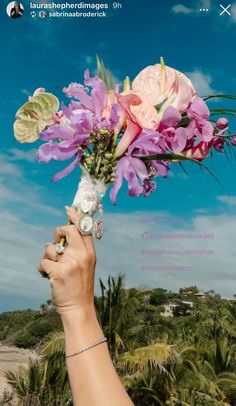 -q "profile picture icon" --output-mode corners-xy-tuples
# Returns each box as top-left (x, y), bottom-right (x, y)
(6, 1), (24, 19)
(39, 11), (47, 19)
